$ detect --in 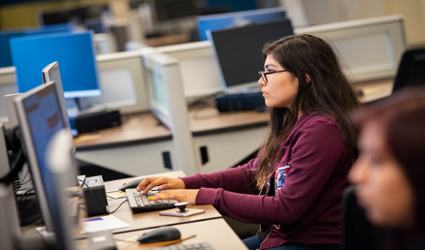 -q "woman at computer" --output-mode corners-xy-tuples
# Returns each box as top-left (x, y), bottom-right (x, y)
(348, 88), (425, 250)
(137, 34), (361, 250)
